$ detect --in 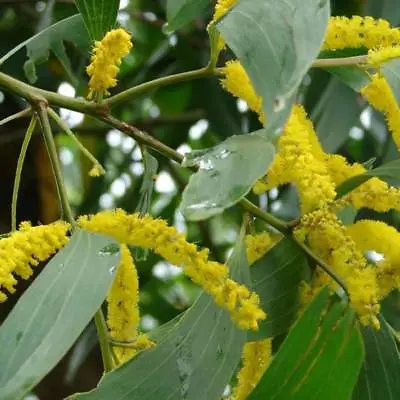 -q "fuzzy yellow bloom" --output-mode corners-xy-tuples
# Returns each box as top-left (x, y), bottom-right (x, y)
(246, 232), (275, 265)
(107, 244), (153, 363)
(361, 73), (400, 150)
(326, 154), (400, 212)
(212, 0), (237, 23)
(295, 208), (380, 328)
(220, 60), (265, 122)
(78, 209), (266, 330)
(89, 163), (105, 177)
(254, 106), (336, 214)
(323, 16), (400, 51)
(367, 46), (400, 66)
(86, 28), (132, 100)
(347, 220), (400, 298)
(0, 221), (70, 302)
(231, 339), (272, 400)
